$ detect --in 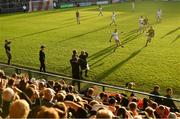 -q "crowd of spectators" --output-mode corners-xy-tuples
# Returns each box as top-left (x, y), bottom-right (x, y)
(0, 69), (179, 118)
